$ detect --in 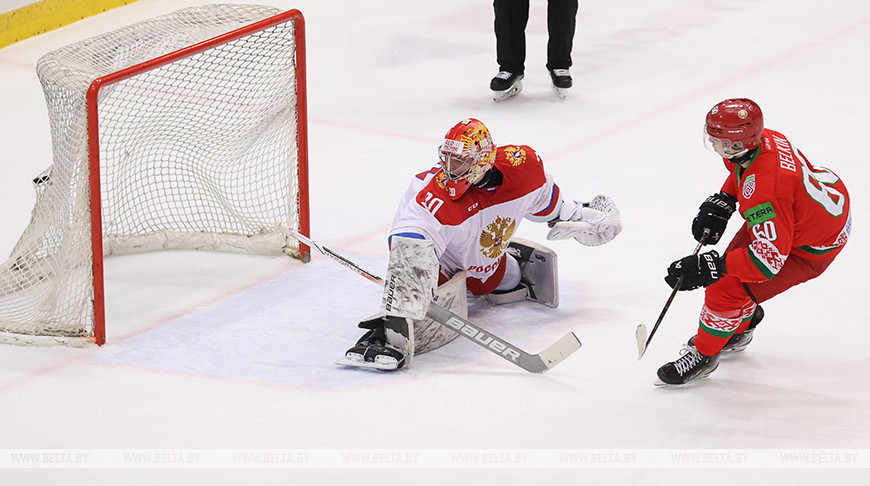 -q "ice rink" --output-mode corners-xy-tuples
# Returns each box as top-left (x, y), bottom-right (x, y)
(1, 0), (868, 484)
